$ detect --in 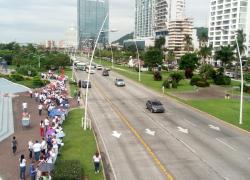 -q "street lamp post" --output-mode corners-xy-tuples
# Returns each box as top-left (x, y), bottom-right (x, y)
(133, 40), (141, 82)
(110, 43), (114, 68)
(83, 13), (109, 130)
(221, 28), (244, 124)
